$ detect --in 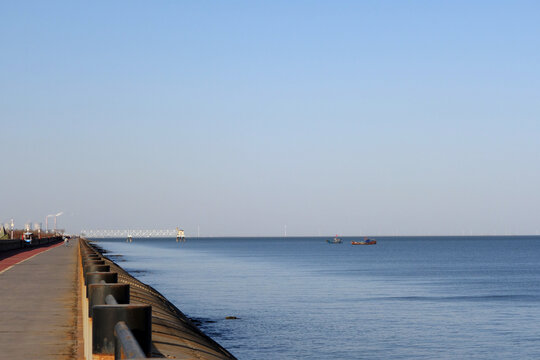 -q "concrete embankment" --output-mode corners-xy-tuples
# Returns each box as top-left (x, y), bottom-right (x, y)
(81, 238), (237, 359)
